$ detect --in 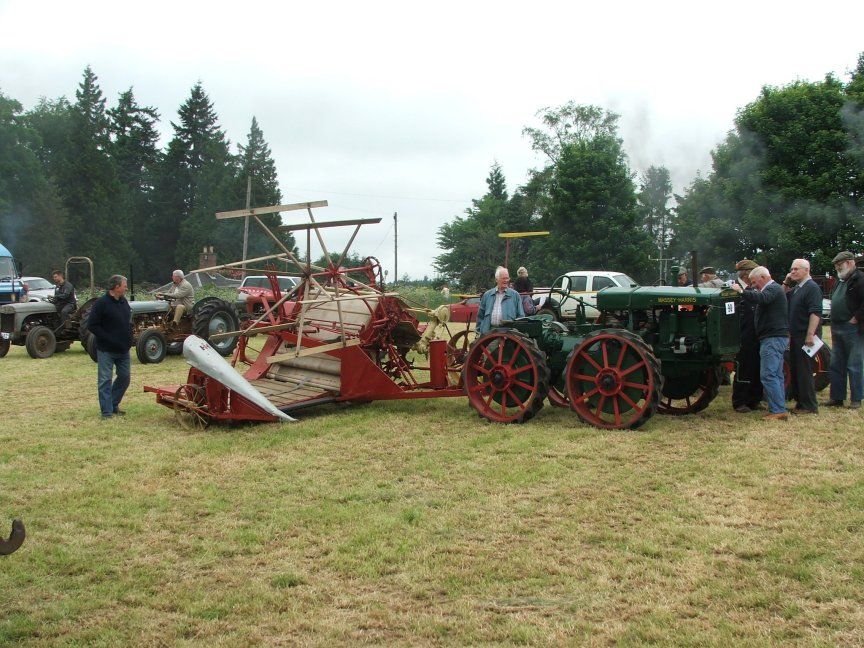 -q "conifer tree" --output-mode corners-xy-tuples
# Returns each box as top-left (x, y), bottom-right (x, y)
(108, 88), (161, 276)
